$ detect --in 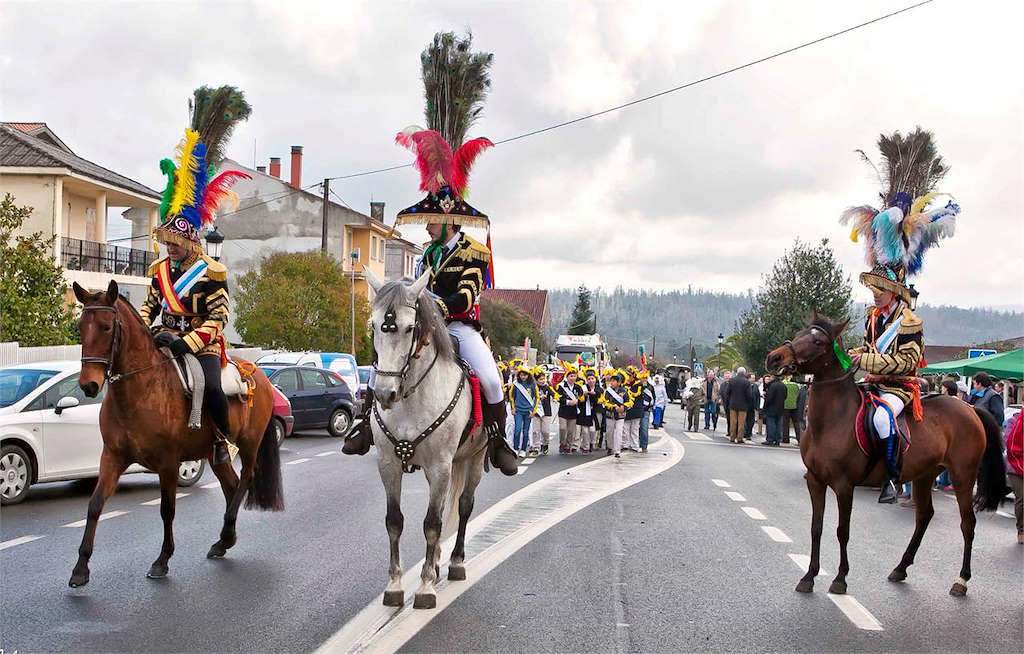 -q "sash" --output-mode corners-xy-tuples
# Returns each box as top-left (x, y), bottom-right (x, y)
(559, 382), (577, 402)
(157, 257), (208, 312)
(875, 314), (904, 354)
(513, 381), (534, 405)
(606, 388), (624, 405)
